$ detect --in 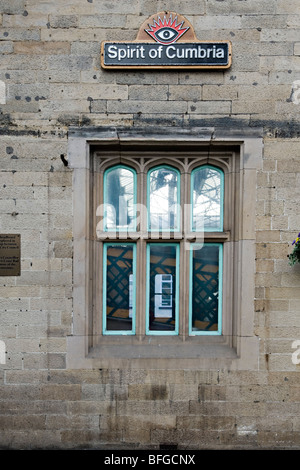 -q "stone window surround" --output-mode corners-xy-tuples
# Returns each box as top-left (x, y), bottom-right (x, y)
(66, 126), (263, 371)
